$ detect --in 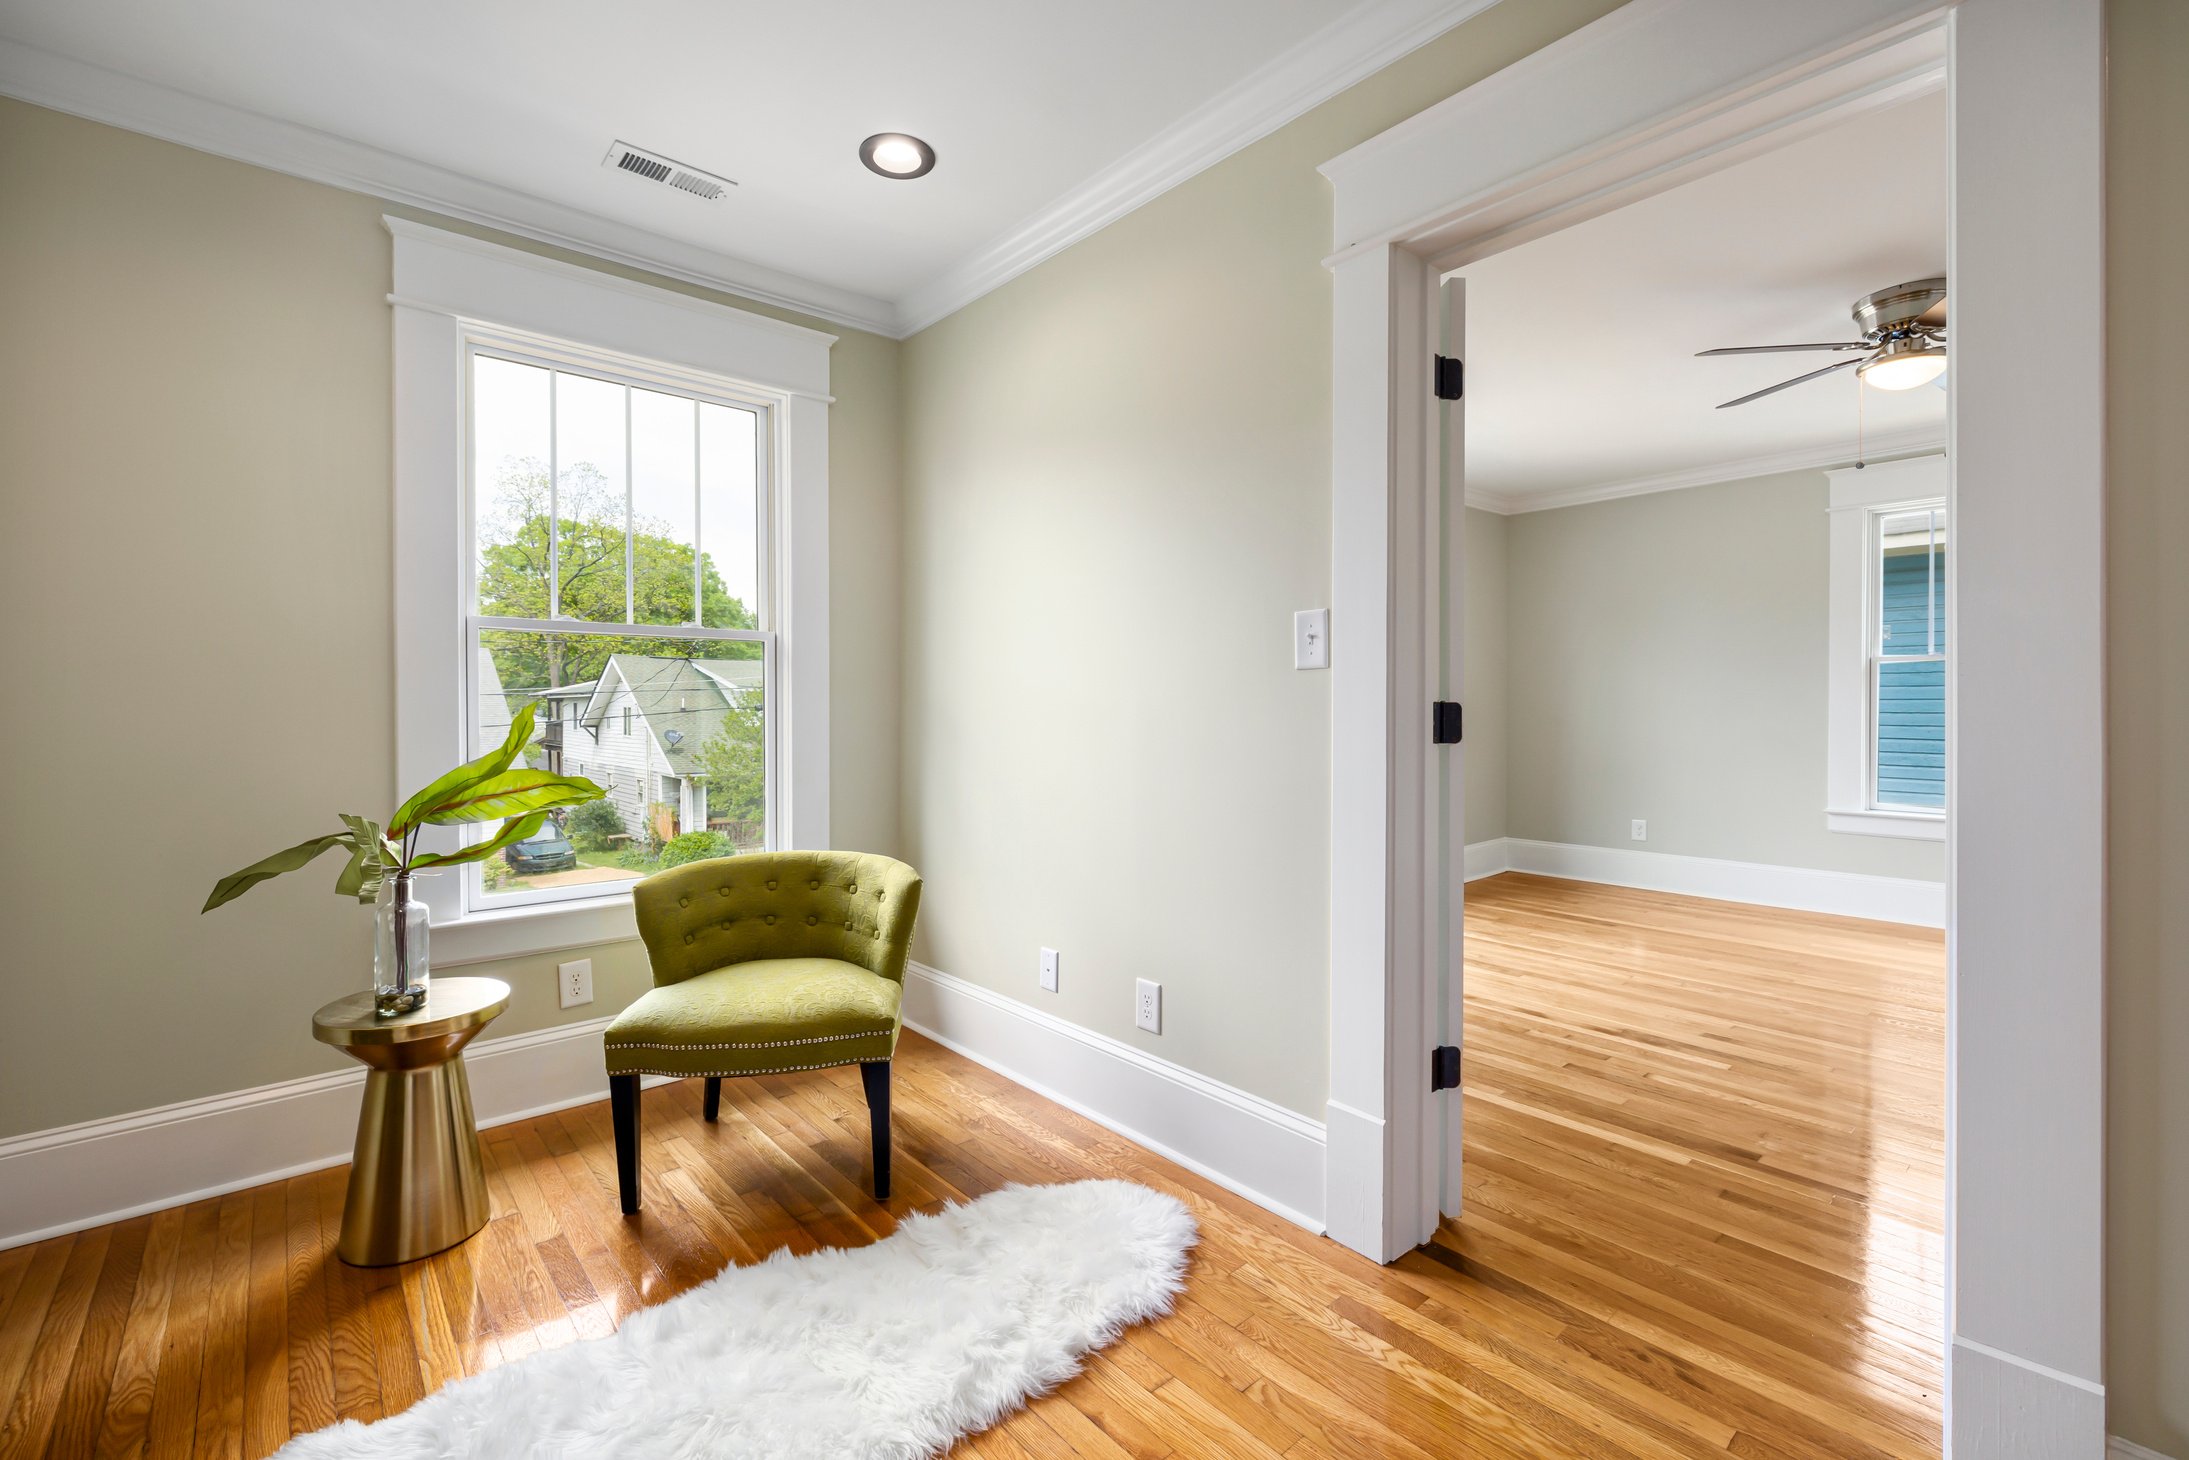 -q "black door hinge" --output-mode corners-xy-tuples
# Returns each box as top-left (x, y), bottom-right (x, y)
(1431, 1045), (1462, 1092)
(1433, 355), (1464, 401)
(1432, 701), (1463, 744)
